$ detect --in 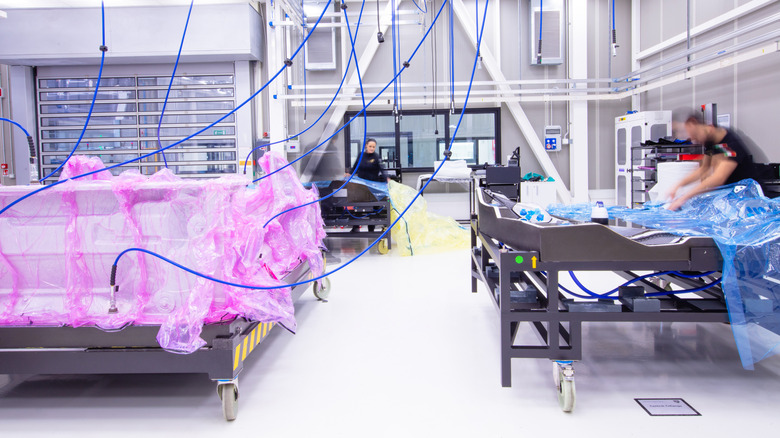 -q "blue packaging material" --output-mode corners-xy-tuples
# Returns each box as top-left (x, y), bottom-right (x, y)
(304, 176), (389, 200)
(550, 179), (780, 369)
